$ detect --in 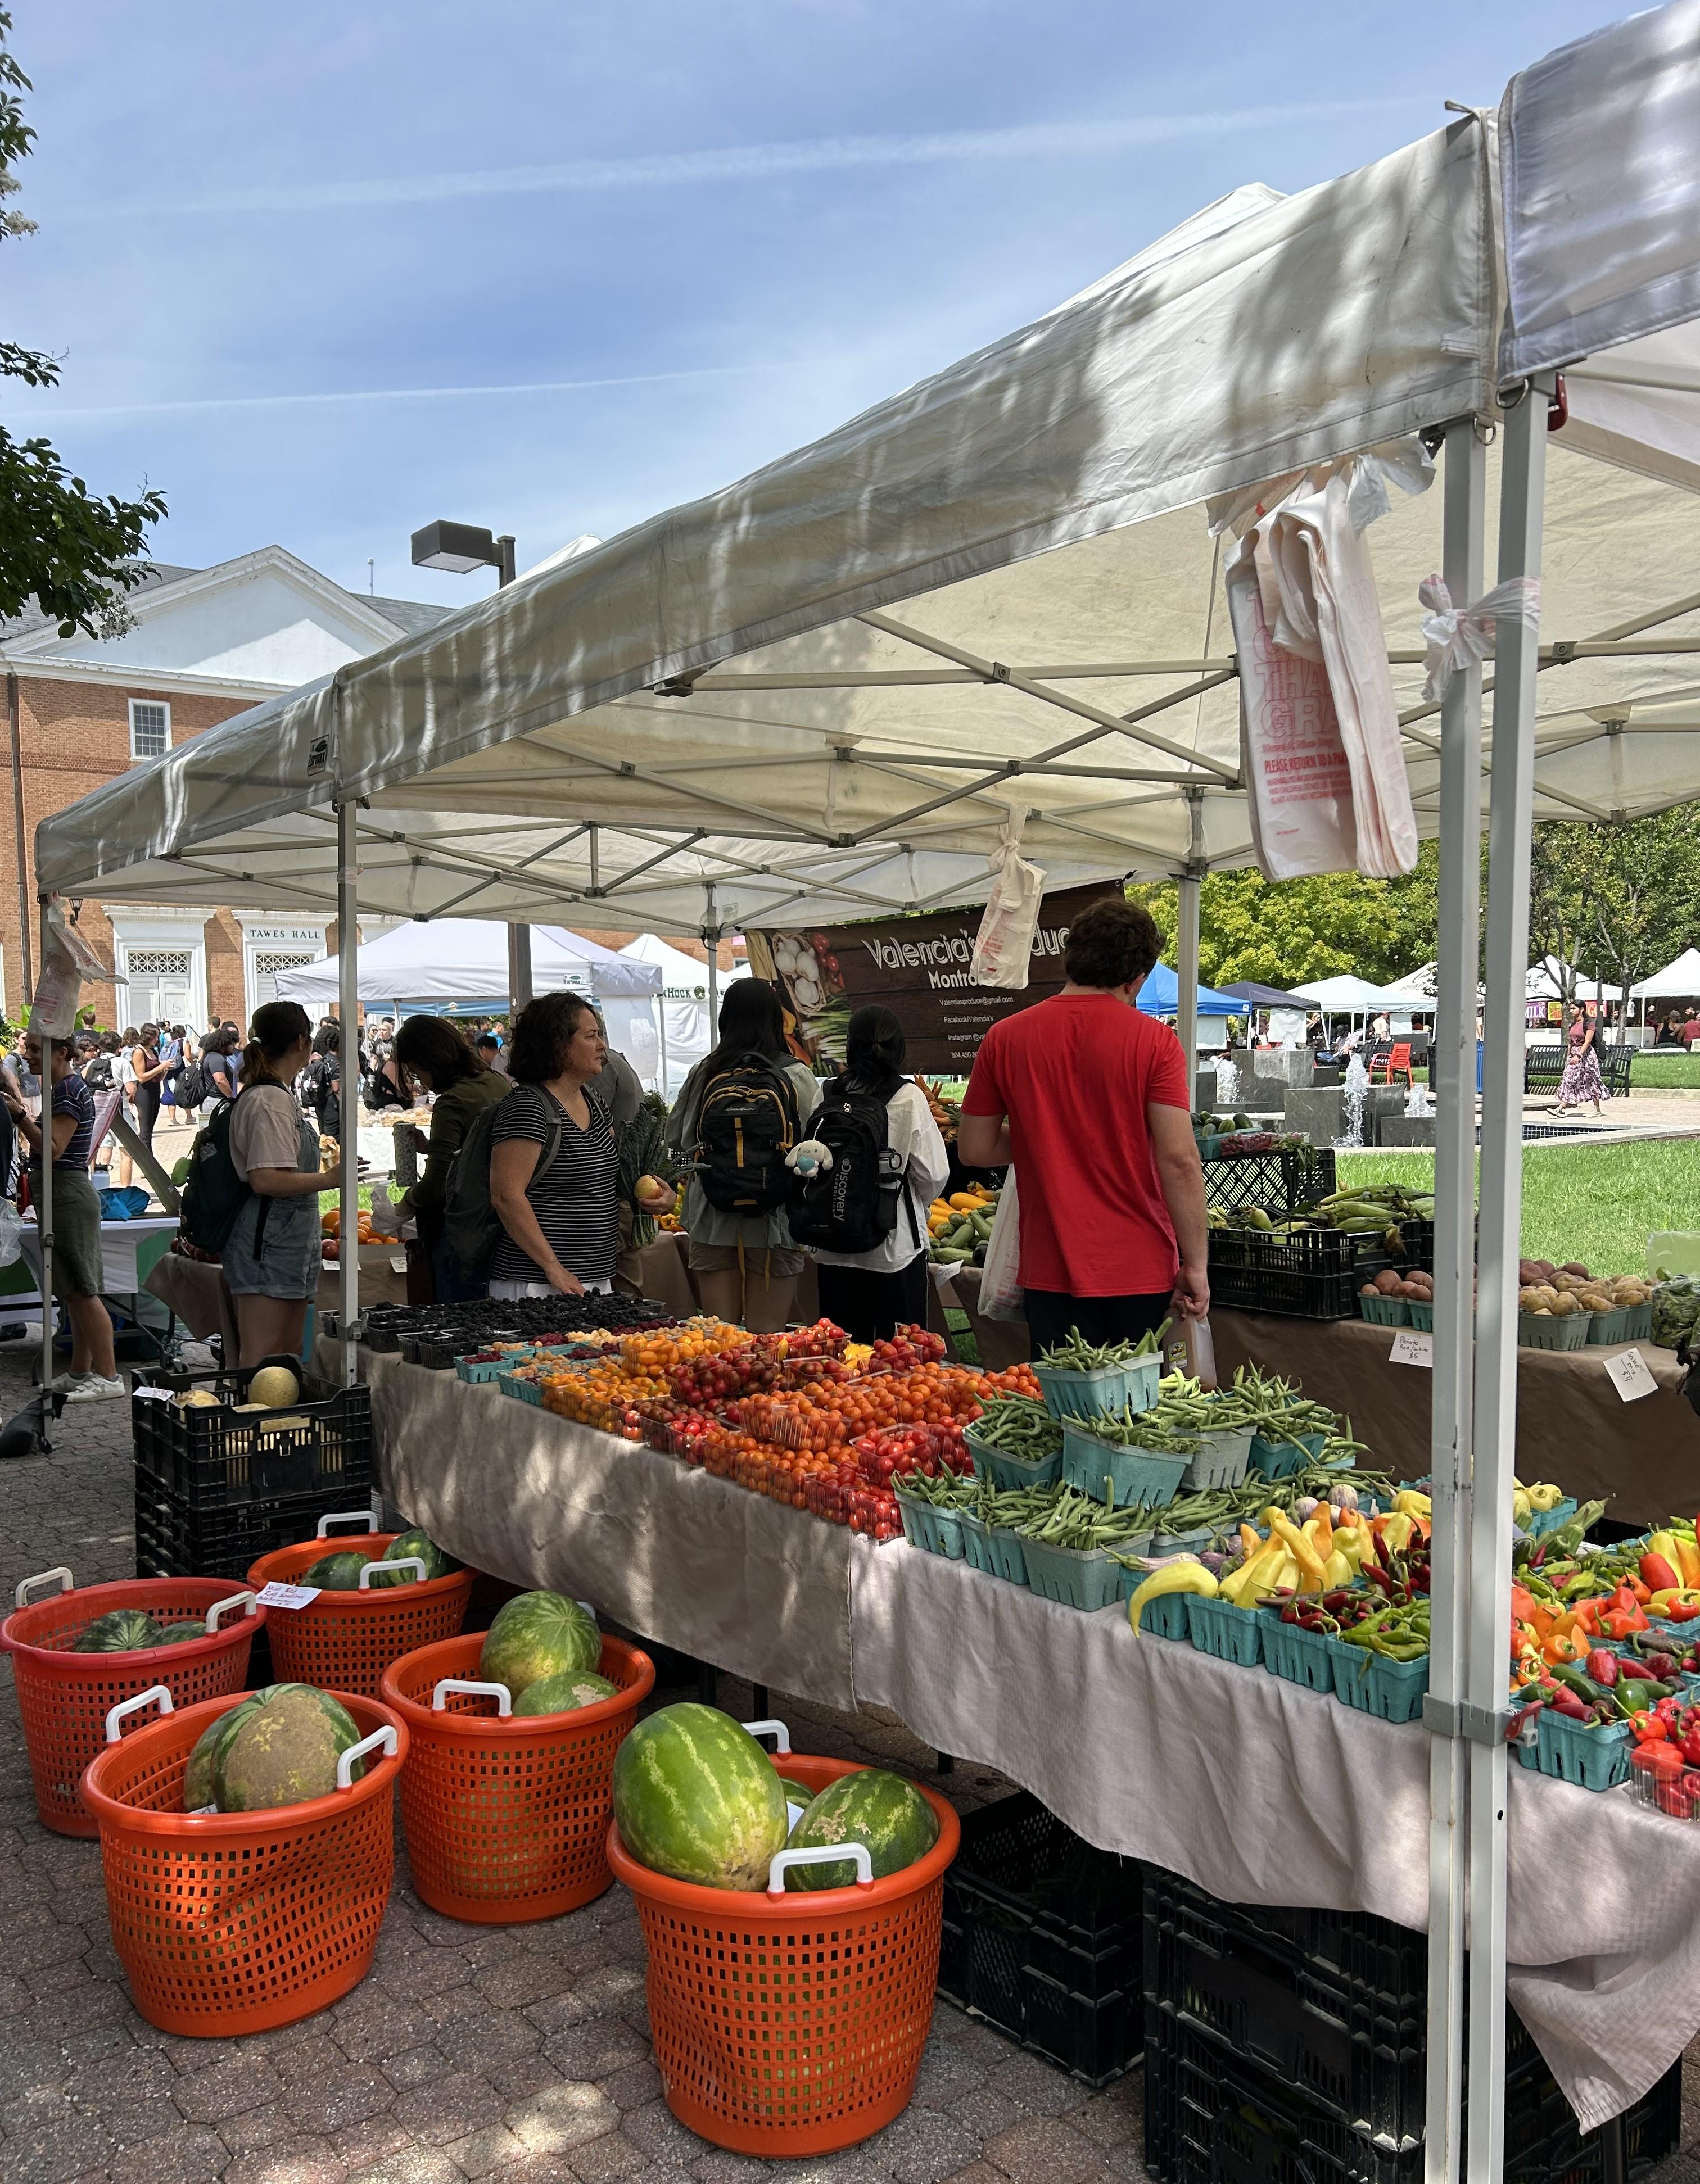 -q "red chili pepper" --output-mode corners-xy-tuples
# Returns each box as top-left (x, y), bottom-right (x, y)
(1641, 1553), (1682, 1594)
(1586, 1647), (1620, 1688)
(1632, 1714), (1669, 1743)
(1618, 1659), (1657, 1682)
(1680, 1730), (1700, 1768)
(1550, 1690), (1590, 1720)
